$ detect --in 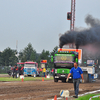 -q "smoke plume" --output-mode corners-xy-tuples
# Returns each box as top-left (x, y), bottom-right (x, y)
(59, 15), (100, 52)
